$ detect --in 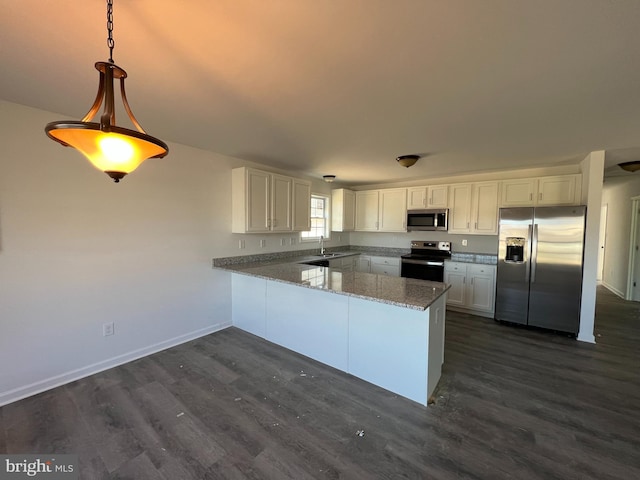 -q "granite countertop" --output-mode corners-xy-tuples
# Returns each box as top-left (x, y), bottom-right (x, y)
(214, 254), (449, 311)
